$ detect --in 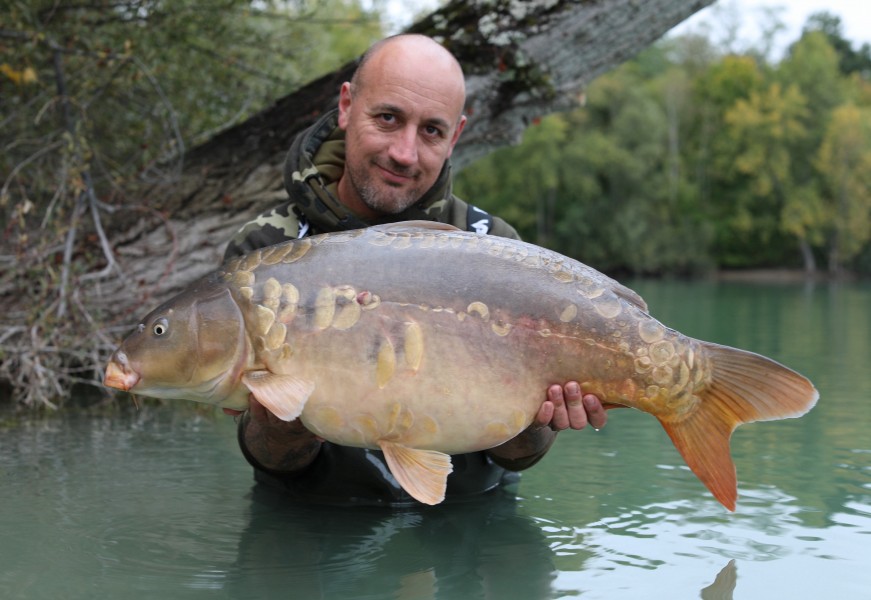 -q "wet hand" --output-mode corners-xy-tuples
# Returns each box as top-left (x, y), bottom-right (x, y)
(537, 382), (607, 431)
